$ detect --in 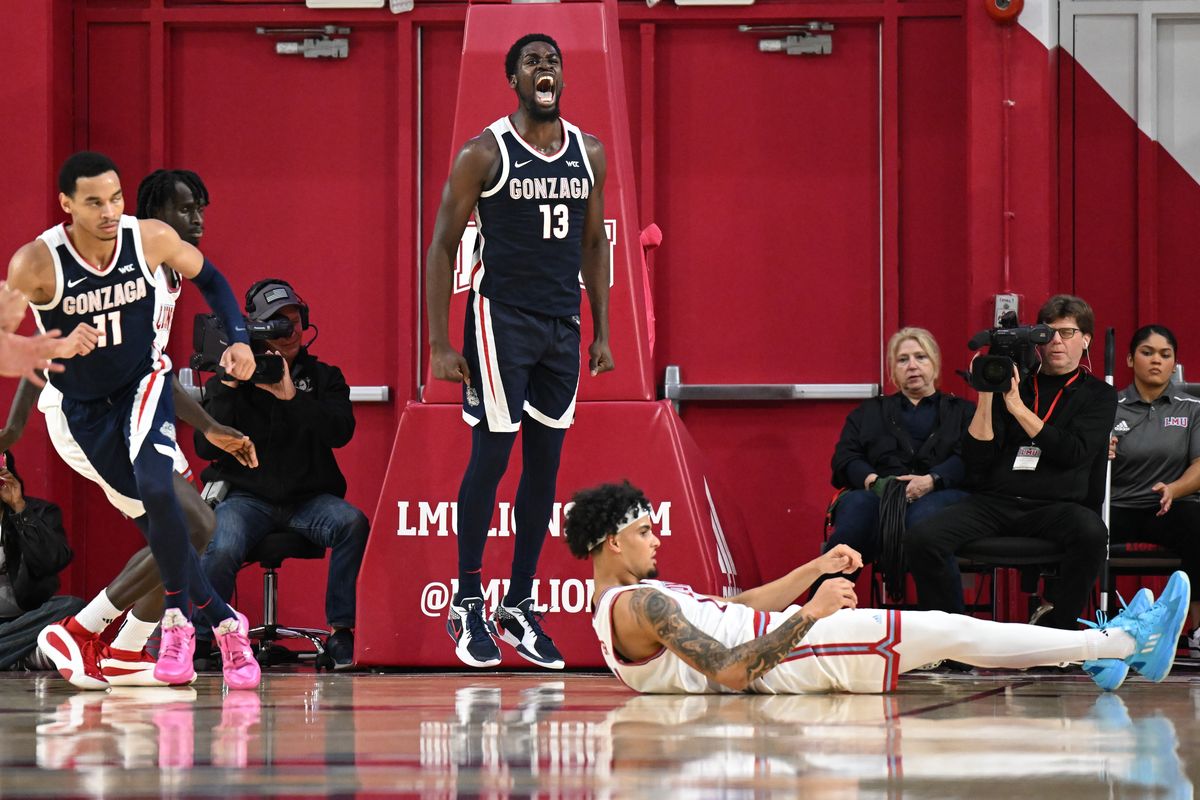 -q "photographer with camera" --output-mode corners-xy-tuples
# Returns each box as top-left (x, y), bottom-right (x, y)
(824, 328), (973, 604)
(904, 295), (1117, 628)
(194, 279), (369, 669)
